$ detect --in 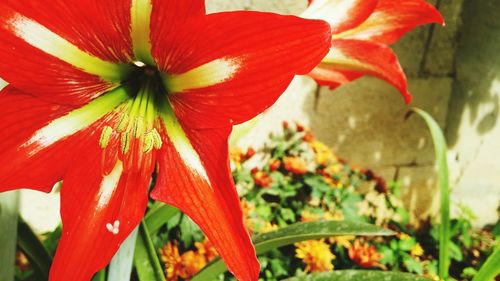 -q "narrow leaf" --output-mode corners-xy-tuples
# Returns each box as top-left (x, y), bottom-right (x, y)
(17, 216), (53, 281)
(144, 203), (179, 235)
(472, 246), (500, 281)
(133, 221), (166, 281)
(107, 227), (139, 281)
(192, 221), (394, 281)
(0, 191), (20, 281)
(282, 270), (433, 281)
(408, 108), (450, 280)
